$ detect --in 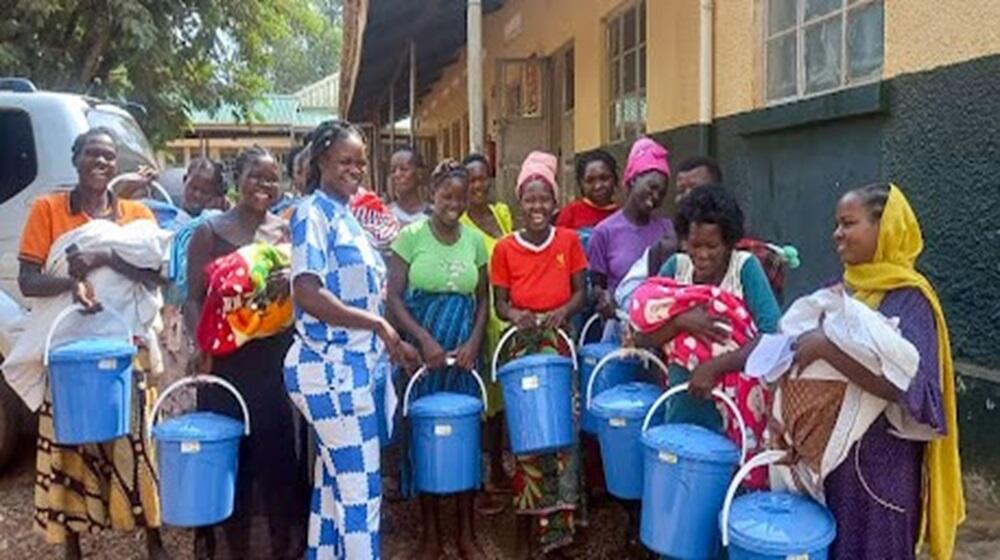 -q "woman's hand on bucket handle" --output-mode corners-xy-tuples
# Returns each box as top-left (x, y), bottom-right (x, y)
(72, 280), (102, 313)
(689, 360), (723, 399)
